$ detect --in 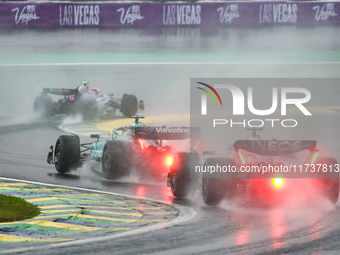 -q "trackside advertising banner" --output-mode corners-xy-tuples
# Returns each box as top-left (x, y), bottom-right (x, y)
(190, 78), (340, 179)
(0, 1), (339, 28)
